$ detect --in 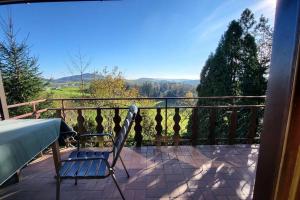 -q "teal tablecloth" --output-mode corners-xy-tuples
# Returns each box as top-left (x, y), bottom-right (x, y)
(0, 119), (62, 185)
